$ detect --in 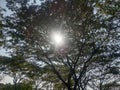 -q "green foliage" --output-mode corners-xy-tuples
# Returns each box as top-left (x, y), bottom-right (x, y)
(0, 83), (32, 90)
(1, 0), (120, 90)
(0, 7), (4, 46)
